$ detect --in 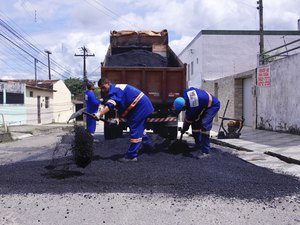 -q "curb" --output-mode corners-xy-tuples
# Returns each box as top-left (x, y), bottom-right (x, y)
(210, 137), (300, 166)
(264, 151), (300, 165)
(210, 138), (253, 152)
